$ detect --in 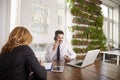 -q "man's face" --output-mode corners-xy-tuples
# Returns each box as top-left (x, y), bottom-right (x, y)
(56, 34), (64, 44)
